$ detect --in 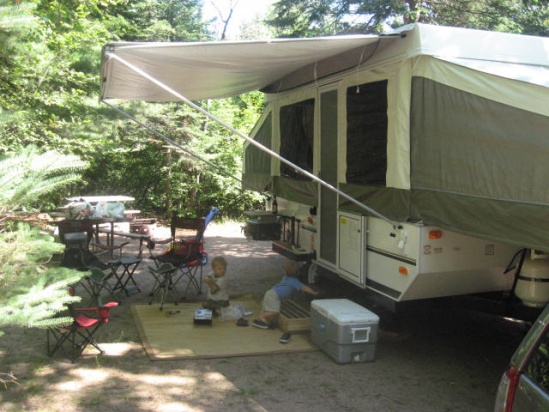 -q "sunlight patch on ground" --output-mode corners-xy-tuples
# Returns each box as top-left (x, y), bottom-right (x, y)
(55, 368), (109, 391)
(205, 222), (245, 238)
(34, 364), (56, 377)
(138, 374), (197, 386)
(83, 342), (139, 357)
(158, 402), (198, 412)
(203, 371), (237, 390)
